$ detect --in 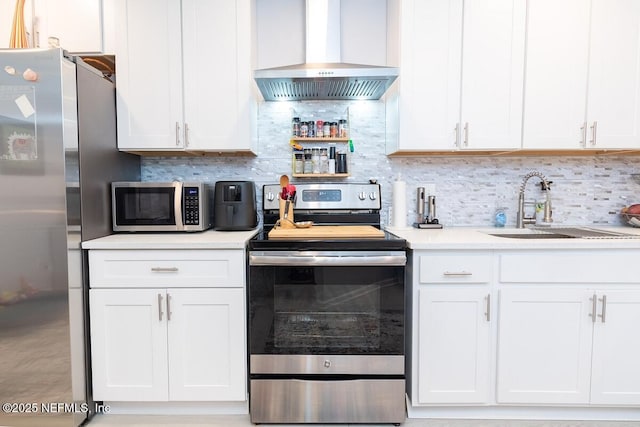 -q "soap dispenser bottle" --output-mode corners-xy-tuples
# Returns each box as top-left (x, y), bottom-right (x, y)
(535, 182), (553, 226)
